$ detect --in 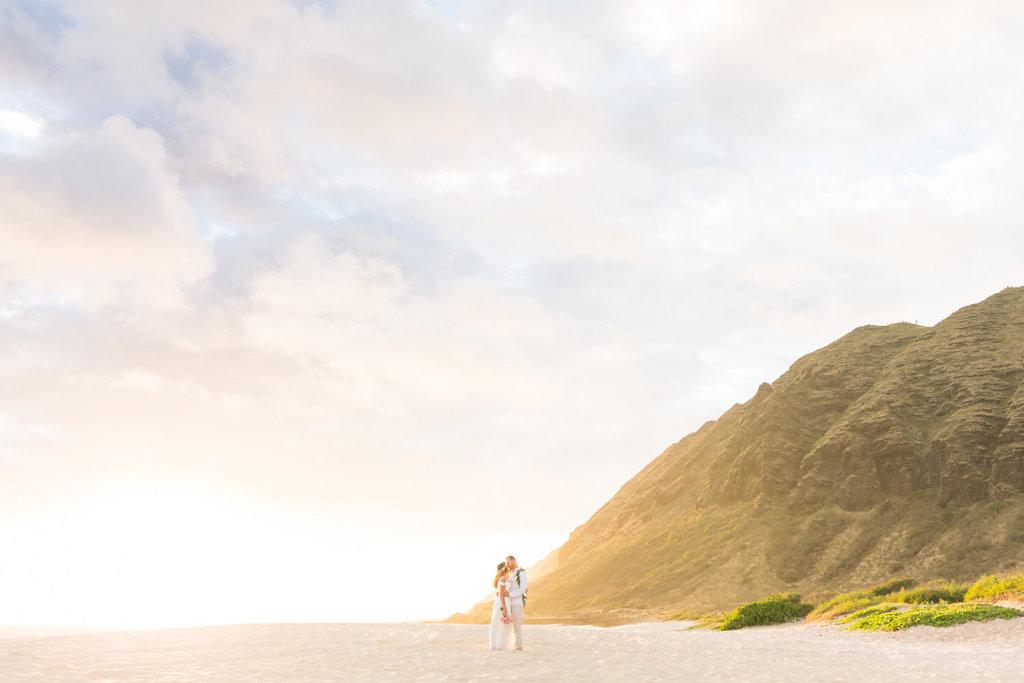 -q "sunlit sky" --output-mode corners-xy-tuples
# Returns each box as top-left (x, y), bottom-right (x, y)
(1, 0), (1023, 628)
